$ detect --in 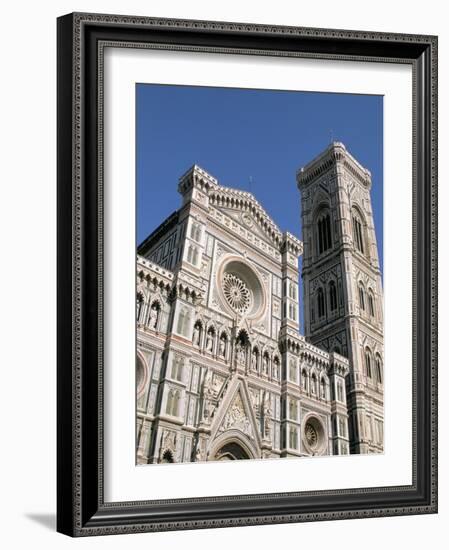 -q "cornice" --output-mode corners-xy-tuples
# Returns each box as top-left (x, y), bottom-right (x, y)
(296, 142), (371, 189)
